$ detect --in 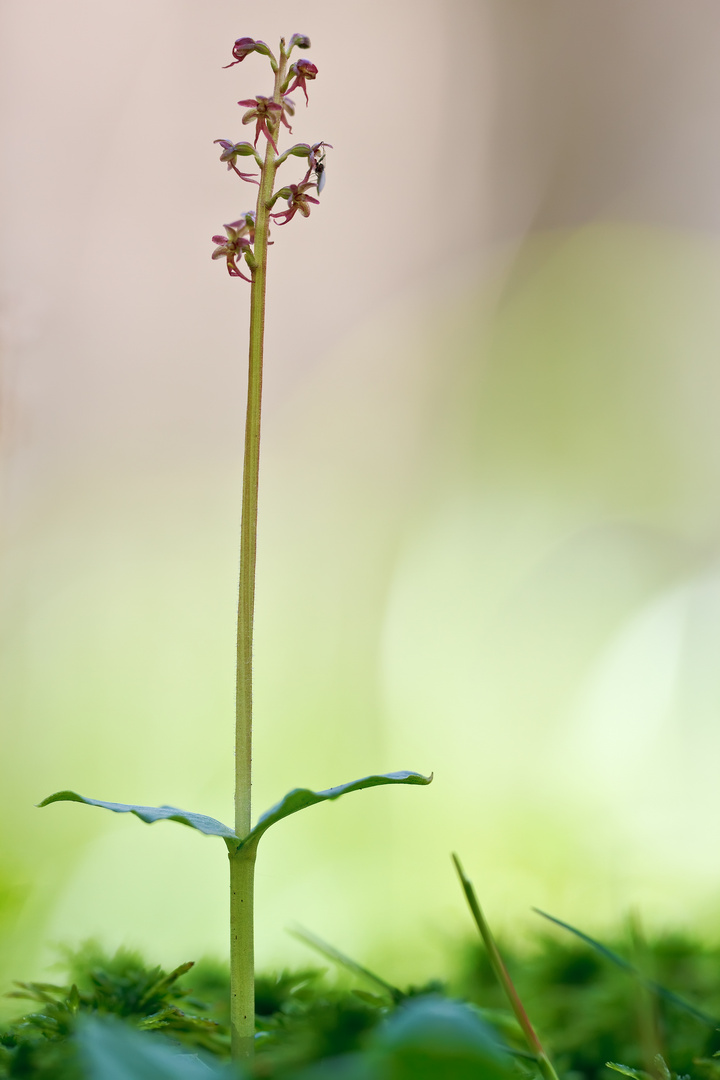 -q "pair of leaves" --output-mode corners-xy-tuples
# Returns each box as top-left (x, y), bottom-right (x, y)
(39, 771), (432, 854)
